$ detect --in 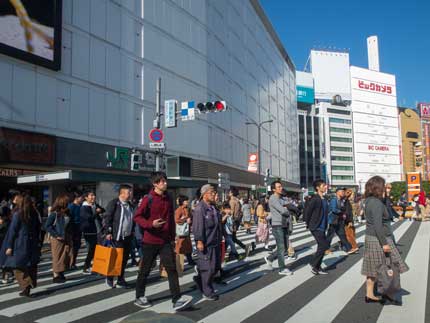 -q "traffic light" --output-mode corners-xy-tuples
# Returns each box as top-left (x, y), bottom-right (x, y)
(131, 152), (142, 171)
(197, 101), (227, 114)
